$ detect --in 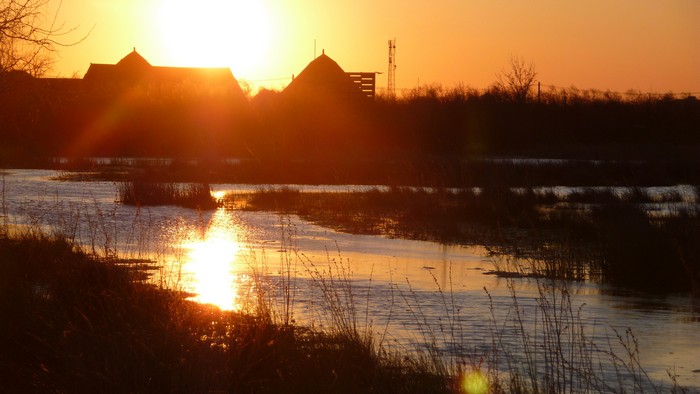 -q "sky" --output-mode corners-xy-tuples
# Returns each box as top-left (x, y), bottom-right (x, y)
(50, 0), (700, 95)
